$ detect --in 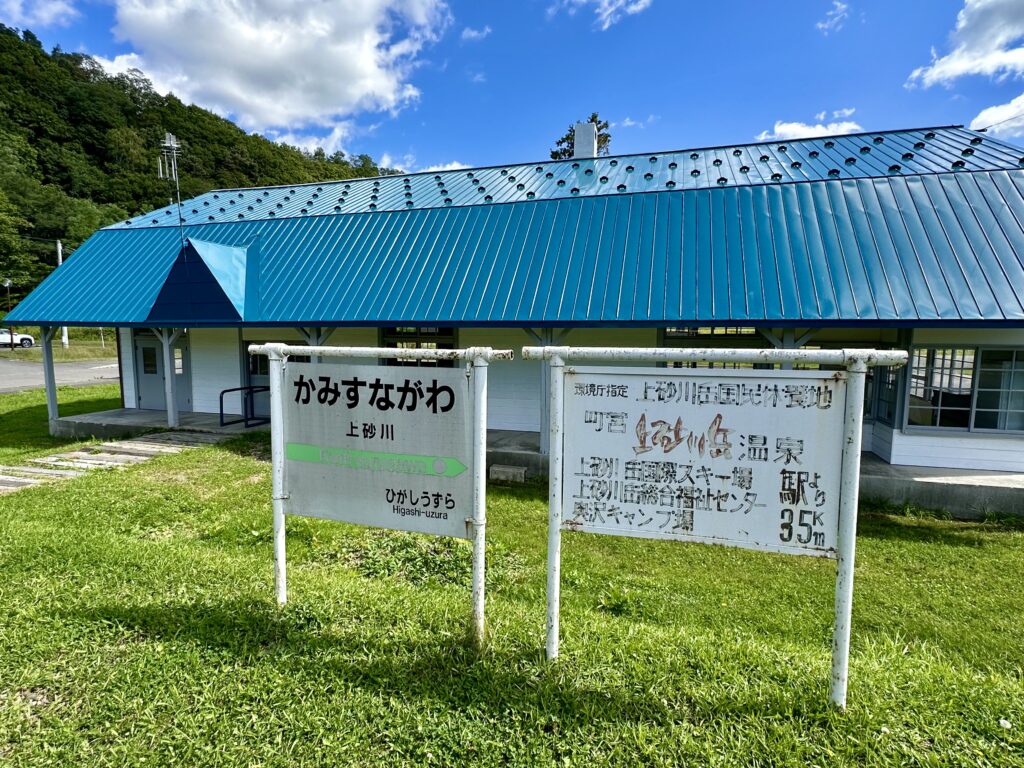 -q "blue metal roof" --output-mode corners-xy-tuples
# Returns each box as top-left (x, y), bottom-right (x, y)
(105, 126), (1024, 229)
(11, 156), (1024, 327)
